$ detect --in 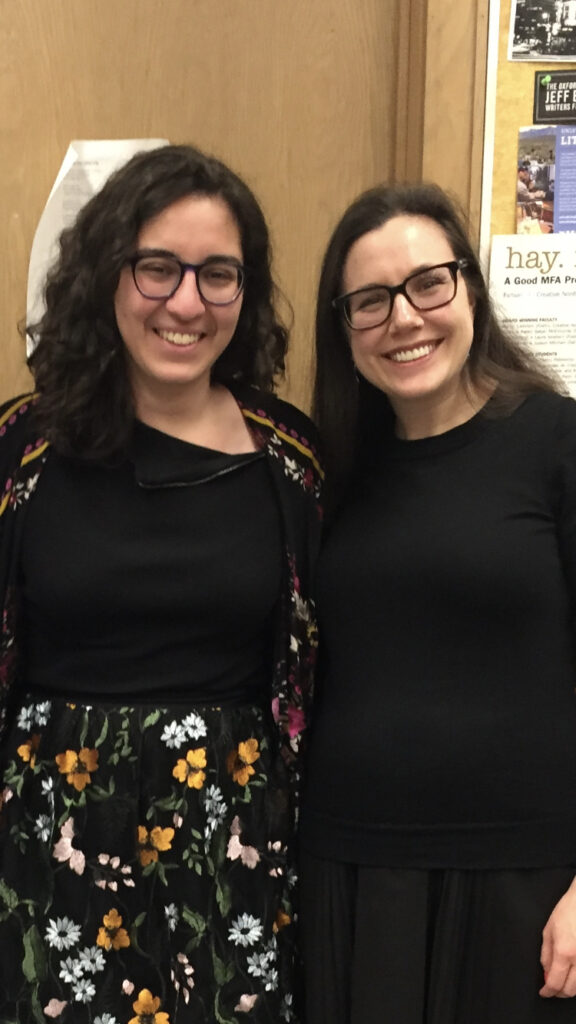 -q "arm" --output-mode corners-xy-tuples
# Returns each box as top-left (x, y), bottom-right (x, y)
(541, 398), (576, 998)
(540, 877), (576, 998)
